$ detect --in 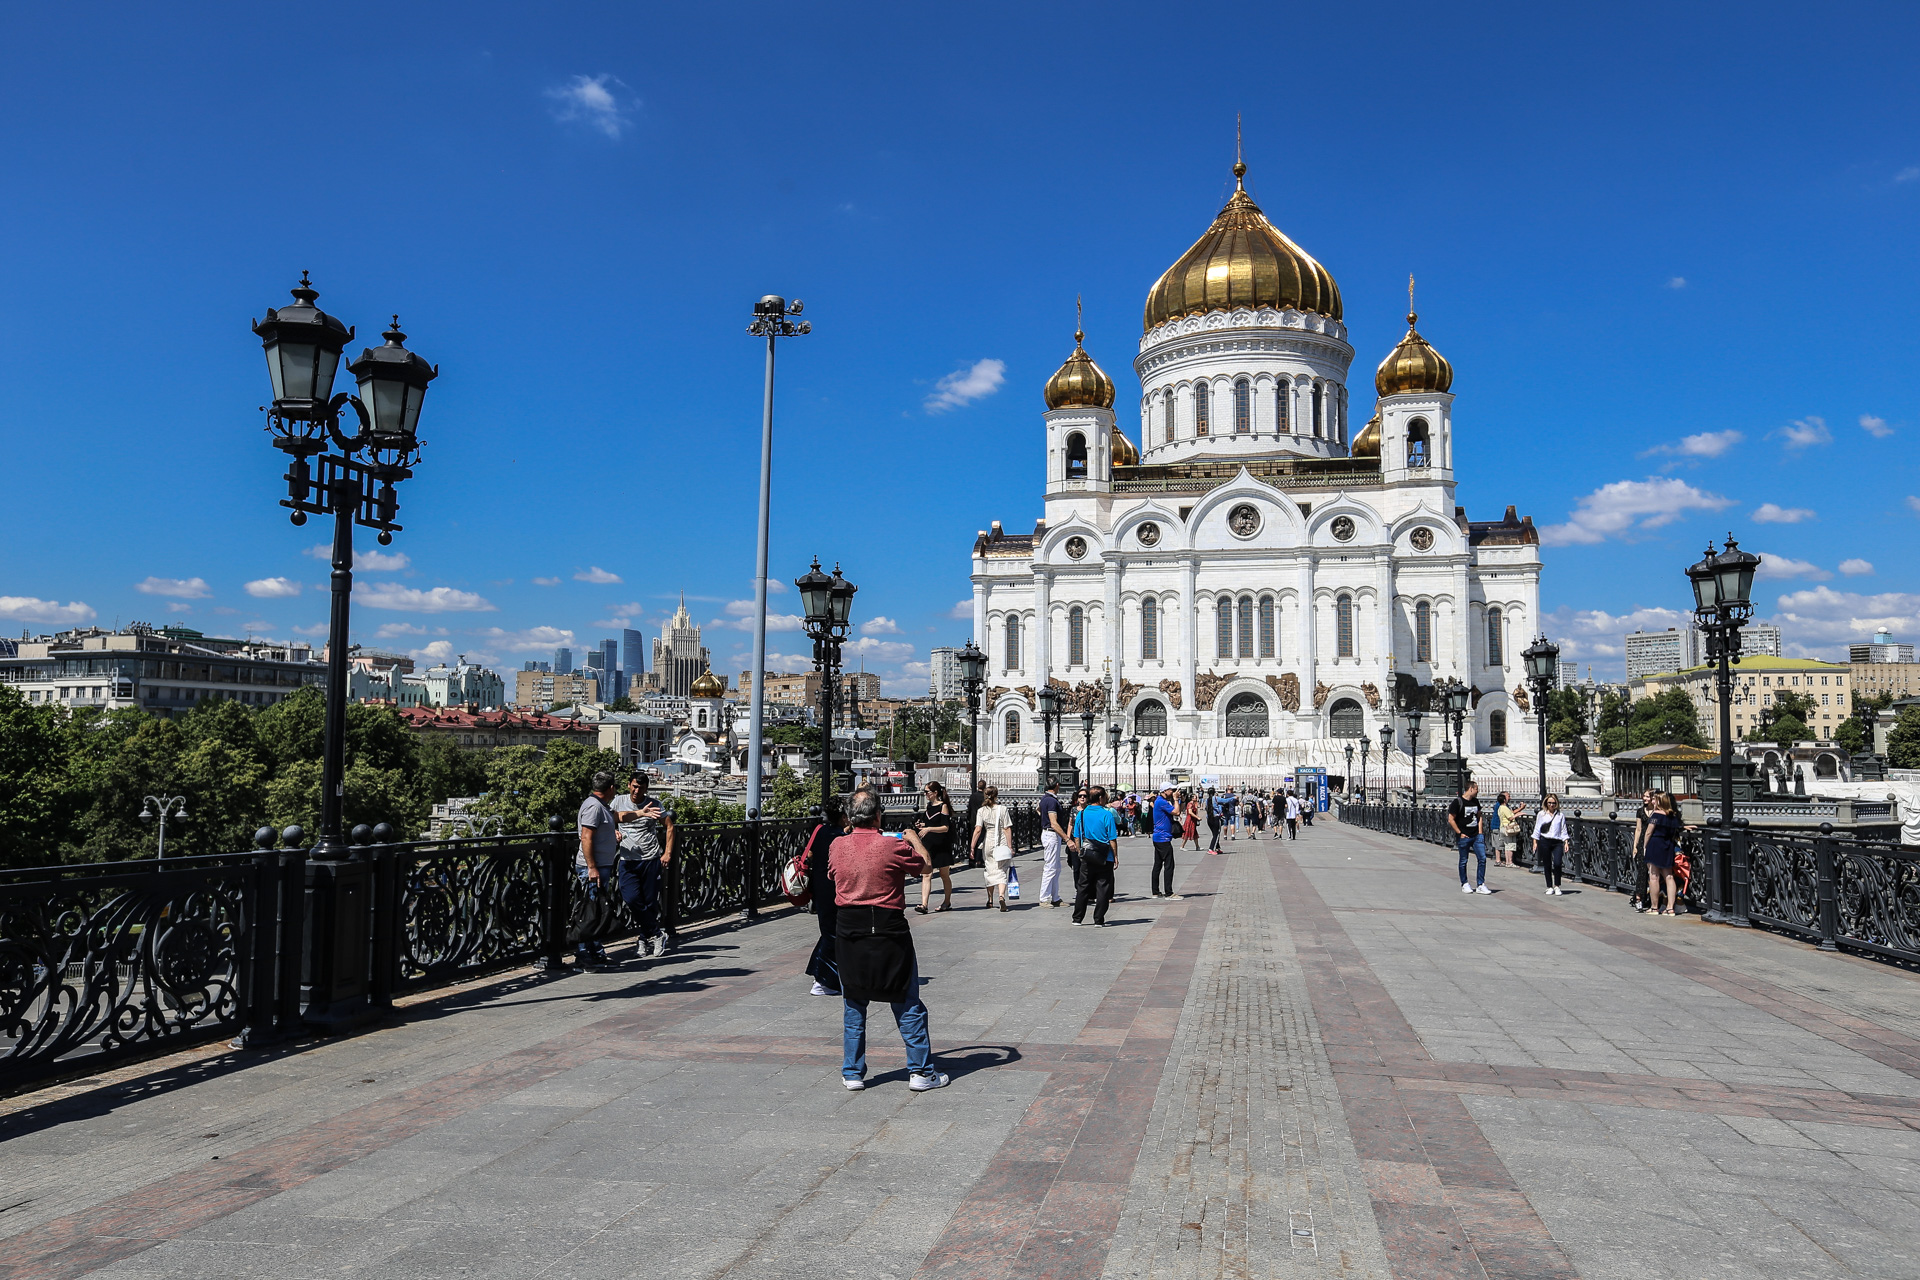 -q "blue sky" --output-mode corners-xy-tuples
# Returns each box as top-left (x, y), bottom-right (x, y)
(2, 2), (1916, 690)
